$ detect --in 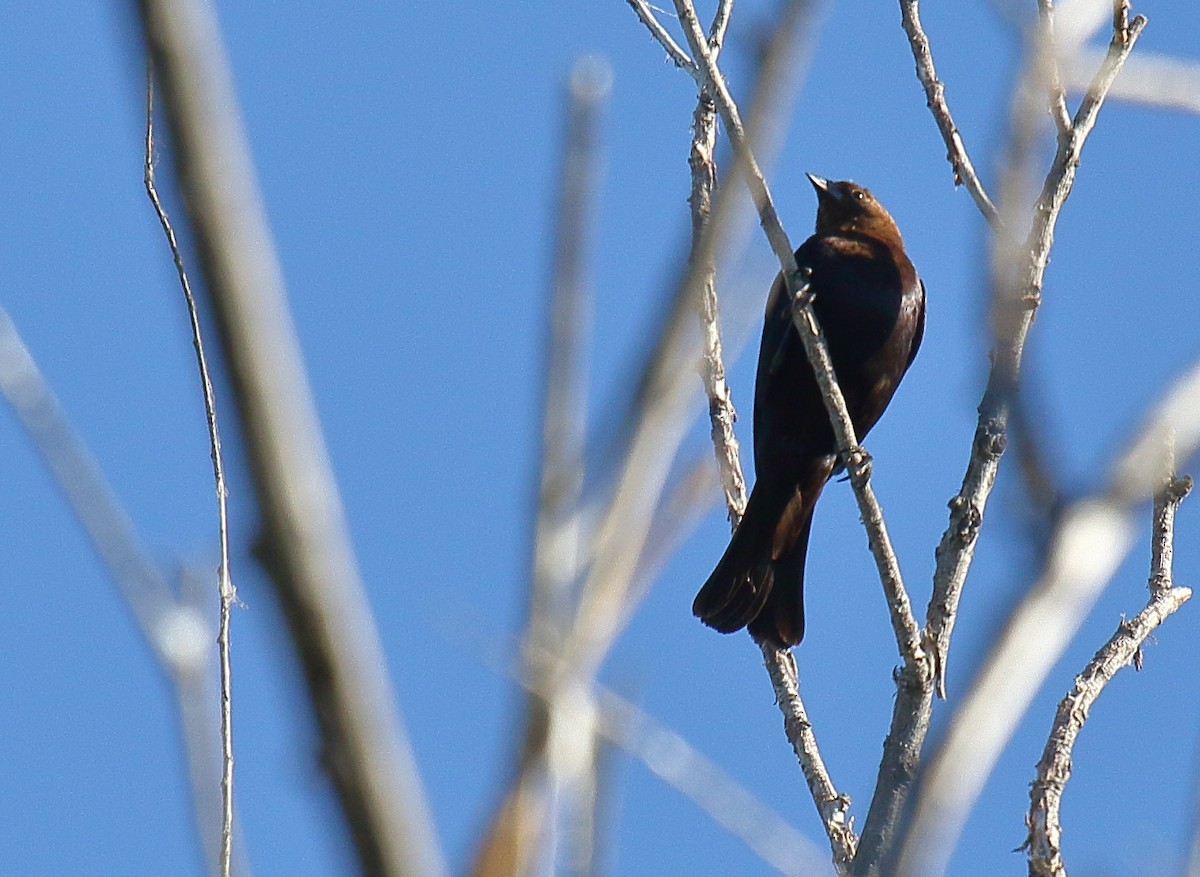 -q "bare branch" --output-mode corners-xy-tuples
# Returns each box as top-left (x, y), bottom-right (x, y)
(624, 0), (696, 72)
(849, 668), (934, 877)
(658, 5), (930, 866)
(144, 65), (236, 877)
(1024, 586), (1192, 877)
(709, 0), (733, 48)
(760, 644), (858, 871)
(131, 1), (446, 874)
(1036, 0), (1075, 137)
(688, 42), (747, 525)
(898, 0), (999, 223)
(1025, 472), (1192, 877)
(650, 1), (865, 861)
